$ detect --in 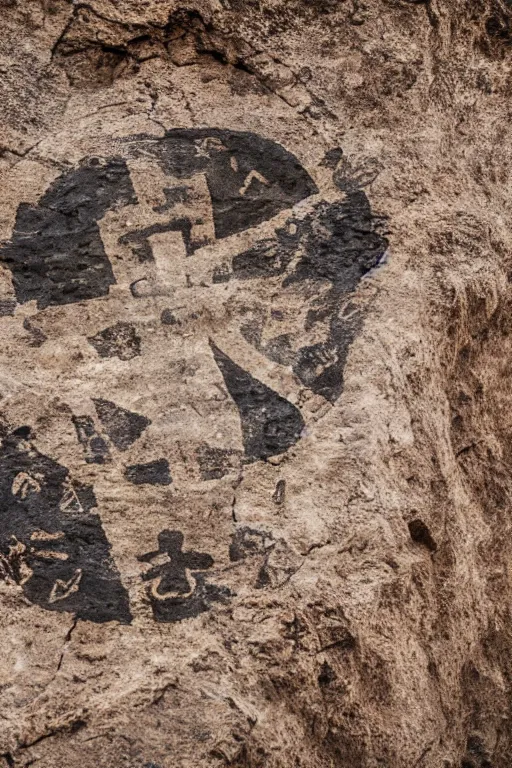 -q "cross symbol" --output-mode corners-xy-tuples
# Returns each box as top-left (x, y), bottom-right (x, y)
(138, 530), (214, 600)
